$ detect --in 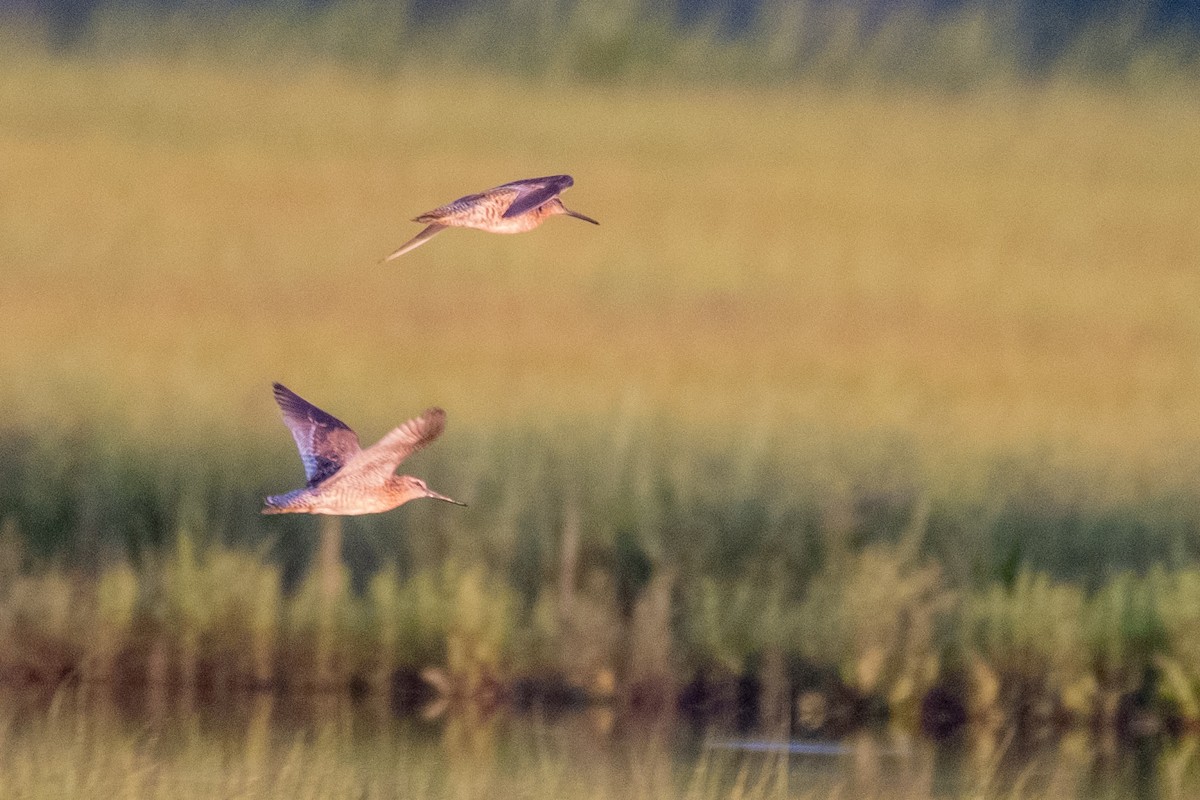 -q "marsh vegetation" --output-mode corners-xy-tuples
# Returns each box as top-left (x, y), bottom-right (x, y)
(2, 1), (1199, 751)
